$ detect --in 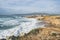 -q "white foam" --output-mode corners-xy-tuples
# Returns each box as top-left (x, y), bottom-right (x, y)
(0, 18), (45, 39)
(3, 20), (19, 26)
